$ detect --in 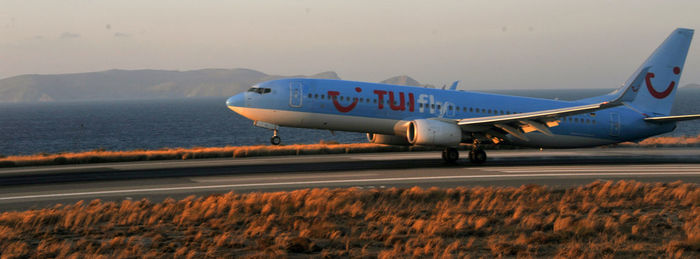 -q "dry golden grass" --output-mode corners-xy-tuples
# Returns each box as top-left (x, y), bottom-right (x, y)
(632, 134), (700, 147)
(0, 181), (698, 258)
(0, 143), (439, 168)
(3, 134), (699, 168)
